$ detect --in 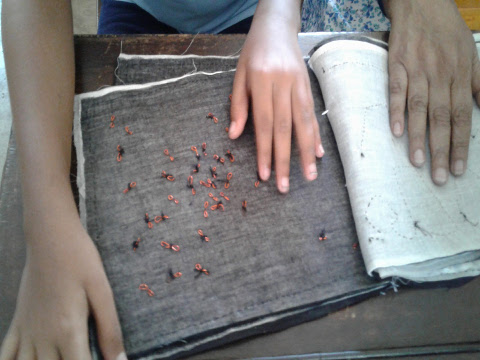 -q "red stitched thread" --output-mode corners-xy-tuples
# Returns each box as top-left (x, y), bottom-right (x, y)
(168, 195), (179, 204)
(225, 150), (234, 163)
(132, 238), (141, 251)
(197, 229), (209, 242)
(187, 176), (196, 195)
(116, 145), (124, 162)
(192, 163), (201, 173)
(204, 201), (209, 218)
(167, 269), (182, 282)
(225, 172), (233, 189)
(255, 171), (260, 188)
(213, 154), (225, 165)
(318, 230), (327, 241)
(123, 182), (136, 194)
(161, 171), (175, 181)
(242, 200), (247, 213)
(125, 126), (133, 135)
(164, 149), (174, 162)
(210, 166), (217, 179)
(161, 241), (180, 252)
(199, 180), (211, 188)
(154, 213), (169, 223)
(207, 178), (217, 189)
(219, 192), (230, 201)
(206, 112), (218, 124)
(225, 127), (229, 133)
(202, 142), (207, 156)
(352, 242), (359, 250)
(144, 213), (153, 229)
(195, 263), (210, 276)
(110, 115), (115, 128)
(228, 94), (232, 101)
(210, 201), (224, 211)
(191, 146), (200, 160)
(139, 283), (155, 296)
